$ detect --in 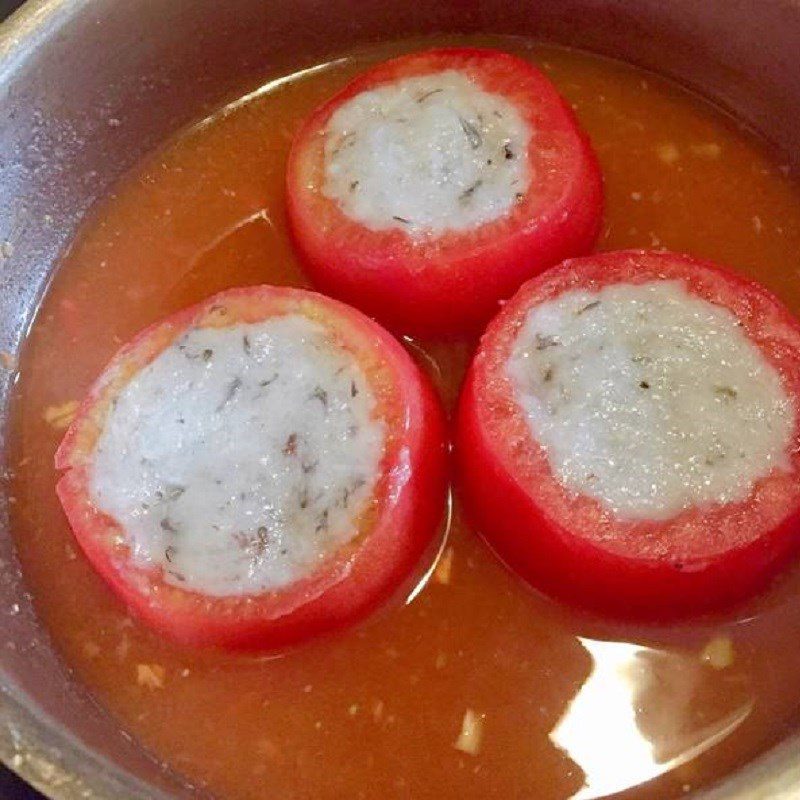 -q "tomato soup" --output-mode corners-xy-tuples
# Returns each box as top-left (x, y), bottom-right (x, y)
(7, 37), (800, 800)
